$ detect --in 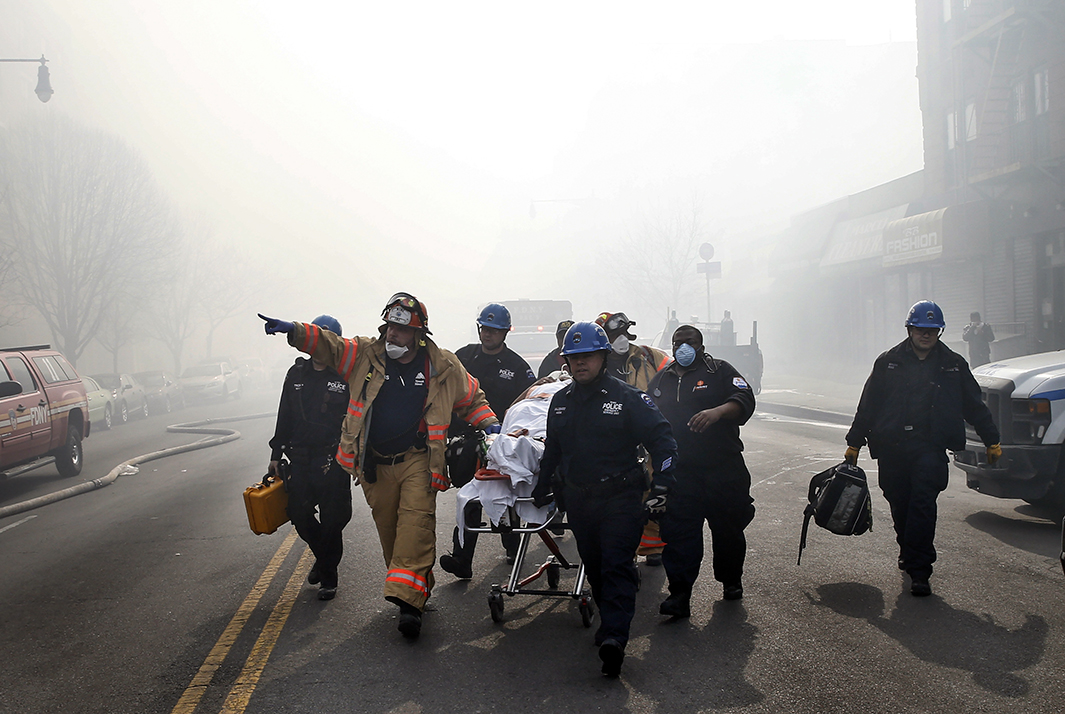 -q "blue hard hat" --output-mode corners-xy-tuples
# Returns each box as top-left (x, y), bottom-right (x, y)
(312, 314), (342, 336)
(905, 300), (944, 329)
(477, 303), (511, 331)
(560, 321), (611, 356)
